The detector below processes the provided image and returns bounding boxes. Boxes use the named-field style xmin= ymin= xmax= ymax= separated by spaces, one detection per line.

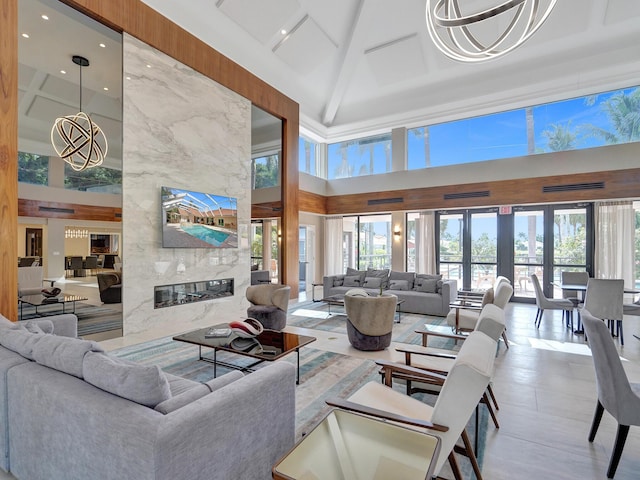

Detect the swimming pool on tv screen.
xmin=181 ymin=224 xmax=230 ymax=246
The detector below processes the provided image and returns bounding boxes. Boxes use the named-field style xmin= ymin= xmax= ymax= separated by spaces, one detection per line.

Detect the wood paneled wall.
xmin=18 ymin=200 xmax=122 ymax=222
xmin=324 ymin=168 xmax=640 ymax=215
xmin=0 ymin=0 xmax=18 ymax=320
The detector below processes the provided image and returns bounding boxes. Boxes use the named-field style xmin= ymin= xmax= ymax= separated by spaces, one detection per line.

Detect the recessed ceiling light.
xmin=99 ymin=43 xmax=106 ymax=48
xmin=41 ymin=14 xmax=49 ymax=20
xmin=146 ymin=64 xmax=152 ymax=68
xmin=281 ymin=29 xmax=287 ymax=35
xmin=125 ymin=76 xmax=131 ymax=80
xmin=60 ymin=70 xmax=66 ymax=74
xmin=21 ymin=33 xmax=29 ymax=38
xmin=103 ymin=87 xmax=109 ymax=91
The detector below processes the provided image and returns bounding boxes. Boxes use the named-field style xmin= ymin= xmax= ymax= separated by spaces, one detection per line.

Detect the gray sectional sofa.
xmin=0 ymin=314 xmax=295 ymax=480
xmin=323 ymin=268 xmax=457 ymax=316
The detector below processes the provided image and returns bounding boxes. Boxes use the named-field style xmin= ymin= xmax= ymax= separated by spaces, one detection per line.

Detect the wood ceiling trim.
xmin=18 ymin=199 xmax=122 ymax=222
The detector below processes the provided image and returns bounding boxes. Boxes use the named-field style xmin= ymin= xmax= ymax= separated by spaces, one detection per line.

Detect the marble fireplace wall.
xmin=122 ymin=34 xmax=251 ymax=335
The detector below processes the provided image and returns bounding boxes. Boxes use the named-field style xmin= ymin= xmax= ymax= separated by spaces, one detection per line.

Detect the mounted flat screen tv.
xmin=161 ymin=186 xmax=238 ymax=248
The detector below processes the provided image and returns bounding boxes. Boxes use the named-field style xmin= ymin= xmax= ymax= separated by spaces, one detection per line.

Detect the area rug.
xmin=289 ymin=300 xmax=460 ymax=350
xmin=112 ymin=337 xmax=487 ymax=476
xmin=19 ymin=303 xmax=123 ymax=337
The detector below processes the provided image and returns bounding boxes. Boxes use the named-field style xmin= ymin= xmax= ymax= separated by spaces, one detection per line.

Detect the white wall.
xmin=122 ymin=35 xmax=252 ymax=335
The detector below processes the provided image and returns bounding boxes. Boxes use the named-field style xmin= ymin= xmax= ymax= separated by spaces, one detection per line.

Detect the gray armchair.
xmin=246 ymin=284 xmax=290 ymax=330
xmin=344 ymin=290 xmax=397 ymax=351
xmin=582 ymin=310 xmax=640 ymax=478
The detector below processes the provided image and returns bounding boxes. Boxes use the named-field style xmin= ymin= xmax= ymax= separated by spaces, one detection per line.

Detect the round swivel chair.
xmin=246 ymin=284 xmax=291 ymax=331
xmin=344 ymin=290 xmax=397 ymax=351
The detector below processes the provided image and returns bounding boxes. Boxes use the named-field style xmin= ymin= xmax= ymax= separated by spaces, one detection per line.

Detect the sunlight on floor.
xmin=291 ymin=308 xmax=331 ymax=319
xmin=528 ymin=337 xmax=594 ymax=356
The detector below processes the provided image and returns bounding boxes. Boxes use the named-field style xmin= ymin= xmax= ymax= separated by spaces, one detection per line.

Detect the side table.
xmin=311 ymin=282 xmax=323 ymax=302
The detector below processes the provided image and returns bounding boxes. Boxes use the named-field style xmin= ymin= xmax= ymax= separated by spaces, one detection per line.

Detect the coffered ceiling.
xmin=141 ymin=0 xmax=640 ymax=142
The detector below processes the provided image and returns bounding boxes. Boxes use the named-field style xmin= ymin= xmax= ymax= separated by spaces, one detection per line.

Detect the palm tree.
xmin=542 ymin=122 xmax=577 ymax=152
xmin=579 ymin=88 xmax=640 ymax=144
xmin=409 ymin=127 xmax=431 ymax=168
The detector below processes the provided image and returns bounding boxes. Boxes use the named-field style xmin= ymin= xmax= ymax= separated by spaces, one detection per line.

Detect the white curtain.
xmin=594 ymin=201 xmax=635 ymax=287
xmin=415 ymin=211 xmax=436 ymax=274
xmin=324 ymin=216 xmax=343 ymax=276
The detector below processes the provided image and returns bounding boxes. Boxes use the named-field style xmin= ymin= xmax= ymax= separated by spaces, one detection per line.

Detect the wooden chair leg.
xmin=502 ymin=330 xmax=510 ymax=349
xmin=447 ymin=451 xmax=464 ymax=480
xmin=607 ymin=424 xmax=630 ymax=479
xmin=588 ymin=400 xmax=604 ymax=442
xmin=482 ymin=392 xmax=500 ymax=429
xmin=461 ymin=428 xmax=484 ymax=480
xmin=487 ymin=384 xmax=499 ymax=411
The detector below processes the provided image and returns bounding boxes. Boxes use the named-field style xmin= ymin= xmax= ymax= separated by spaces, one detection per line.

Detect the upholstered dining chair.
xmin=344 ymin=289 xmax=397 ymax=351
xmin=582 ymin=278 xmax=624 ymax=344
xmin=447 ymin=278 xmax=512 ymax=348
xmin=246 ymin=283 xmax=291 ymax=330
xmin=327 ymin=330 xmax=497 ymax=480
xmin=581 ymin=310 xmax=640 ymax=478
xmin=531 ymin=273 xmax=575 ymax=329
xmin=561 ymin=271 xmax=589 ymax=306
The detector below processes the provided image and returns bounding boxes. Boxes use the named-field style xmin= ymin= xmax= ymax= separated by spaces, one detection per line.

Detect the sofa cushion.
xmin=0 ymin=314 xmax=15 ymax=329
xmin=32 ymin=335 xmax=104 ymax=378
xmin=154 ymin=384 xmax=210 ymax=414
xmin=366 ymin=268 xmax=390 ymax=288
xmin=389 ymin=279 xmax=410 ymax=291
xmin=363 ymin=277 xmax=382 ymax=289
xmin=23 ymin=320 xmax=53 ymax=335
xmin=332 ymin=274 xmax=345 ymax=287
xmin=0 ymin=327 xmax=43 ymax=360
xmin=346 ymin=267 xmax=366 ymax=283
xmin=344 ymin=275 xmax=363 ymax=287
xmin=83 ymin=351 xmax=171 ymax=408
xmin=415 ymin=278 xmax=438 ymax=293
xmin=165 ymin=373 xmax=201 ymax=396
xmin=389 ymin=271 xmax=415 ymax=290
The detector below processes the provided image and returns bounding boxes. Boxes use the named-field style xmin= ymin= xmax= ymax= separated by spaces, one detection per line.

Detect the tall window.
xmin=343 ymin=215 xmax=392 ymax=270
xmin=18 ymin=152 xmax=49 ymax=186
xmin=408 ymin=85 xmax=639 ymax=170
xmin=327 ymin=133 xmax=392 ymax=179
xmin=64 ymin=164 xmax=122 ymax=193
xmin=298 ymin=136 xmax=317 ymax=176
xmin=406 ymin=212 xmax=419 ymax=272
xmin=252 ymin=153 xmax=280 ymax=189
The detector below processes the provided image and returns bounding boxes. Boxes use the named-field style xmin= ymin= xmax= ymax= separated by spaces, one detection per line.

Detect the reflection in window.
xmin=64 ymin=164 xmax=122 ymax=193
xmin=18 ymin=152 xmax=49 ymax=186
xmin=252 ymin=153 xmax=280 ymax=189
xmin=299 ymin=136 xmax=317 ymax=176
xmin=408 ymin=85 xmax=639 ymax=170
xmin=327 ymin=133 xmax=392 ymax=179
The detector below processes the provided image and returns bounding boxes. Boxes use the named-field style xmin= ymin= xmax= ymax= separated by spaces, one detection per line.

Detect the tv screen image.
xmin=161 ymin=186 xmax=238 ymax=248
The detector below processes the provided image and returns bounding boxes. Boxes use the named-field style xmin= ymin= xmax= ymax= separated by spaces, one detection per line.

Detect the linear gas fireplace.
xmin=154 ymin=278 xmax=234 ymax=309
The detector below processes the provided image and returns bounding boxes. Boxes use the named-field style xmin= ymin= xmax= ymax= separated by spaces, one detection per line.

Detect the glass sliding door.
xmin=551 ymin=205 xmax=590 ymax=298
xmin=470 ymin=211 xmax=498 ymax=290
xmin=438 ymin=212 xmax=464 ymax=287
xmin=342 ymin=215 xmax=392 ymax=271
xmin=513 ymin=209 xmax=544 ymax=299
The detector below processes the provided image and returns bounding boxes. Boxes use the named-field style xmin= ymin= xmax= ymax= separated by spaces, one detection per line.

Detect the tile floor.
xmin=3 ymin=295 xmax=640 ymax=479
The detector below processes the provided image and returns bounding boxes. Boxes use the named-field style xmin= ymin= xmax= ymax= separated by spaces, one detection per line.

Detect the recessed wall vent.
xmin=543 ymin=182 xmax=605 ymax=193
xmin=443 ymin=191 xmax=490 ymax=200
xmin=115 ymin=213 xmax=122 ymax=218
xmin=367 ymin=197 xmax=404 ymax=205
xmin=38 ymin=206 xmax=74 ymax=214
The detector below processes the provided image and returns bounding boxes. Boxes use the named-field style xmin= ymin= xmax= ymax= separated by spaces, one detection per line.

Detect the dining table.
xmin=552 ymin=281 xmax=640 ymax=337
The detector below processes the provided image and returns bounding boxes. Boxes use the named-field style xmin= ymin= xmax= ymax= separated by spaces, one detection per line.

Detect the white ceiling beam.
xmin=321 ymin=0 xmax=367 ymax=126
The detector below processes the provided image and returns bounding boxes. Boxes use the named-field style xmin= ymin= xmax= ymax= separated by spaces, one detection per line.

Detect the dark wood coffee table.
xmin=173 ymin=324 xmax=316 ymax=384
xmin=18 ymin=294 xmax=88 ymax=320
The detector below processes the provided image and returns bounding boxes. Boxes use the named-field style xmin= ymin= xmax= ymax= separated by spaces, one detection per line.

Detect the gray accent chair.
xmin=344 ymin=290 xmax=397 ymax=351
xmin=582 ymin=310 xmax=640 ymax=478
xmin=531 ymin=273 xmax=574 ymax=329
xmin=246 ymin=284 xmax=291 ymax=330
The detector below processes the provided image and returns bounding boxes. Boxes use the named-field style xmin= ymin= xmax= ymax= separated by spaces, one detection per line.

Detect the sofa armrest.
xmin=441 ymin=280 xmax=457 ymax=305
xmin=323 ymin=276 xmax=337 ymax=299
xmin=43 ymin=314 xmax=78 ymax=338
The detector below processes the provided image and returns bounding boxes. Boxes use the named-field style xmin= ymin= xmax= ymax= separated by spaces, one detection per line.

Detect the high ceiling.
xmin=17 ymin=0 xmax=640 ymax=159
xmin=141 ymin=0 xmax=640 ymax=142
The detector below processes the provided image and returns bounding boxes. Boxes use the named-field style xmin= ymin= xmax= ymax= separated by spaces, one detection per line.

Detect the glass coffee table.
xmin=18 ymin=294 xmax=88 ymax=320
xmin=173 ymin=324 xmax=316 ymax=384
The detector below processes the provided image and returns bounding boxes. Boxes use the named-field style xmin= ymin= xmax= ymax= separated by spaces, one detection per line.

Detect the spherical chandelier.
xmin=425 ymin=0 xmax=558 ymax=63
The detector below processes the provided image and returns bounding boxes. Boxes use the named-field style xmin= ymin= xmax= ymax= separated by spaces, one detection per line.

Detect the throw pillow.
xmin=32 ymin=335 xmax=104 ymax=379
xmin=333 ymin=275 xmax=345 ymax=287
xmin=346 ymin=267 xmax=366 ymax=284
xmin=366 ymin=268 xmax=390 ymax=288
xmin=415 ymin=273 xmax=443 ymax=282
xmin=481 ymin=288 xmax=495 ymax=306
xmin=83 ymin=351 xmax=171 ymax=408
xmin=23 ymin=320 xmax=54 ymax=334
xmin=0 ymin=327 xmax=42 ymax=360
xmin=389 ymin=271 xmax=415 ymax=290
xmin=416 ymin=279 xmax=438 ymax=293
xmin=363 ymin=277 xmax=382 ymax=289
xmin=388 ymin=279 xmax=410 ymax=291
xmin=343 ymin=275 xmax=362 ymax=287
xmin=0 ymin=314 xmax=15 ymax=329
xmin=154 ymin=384 xmax=210 ymax=414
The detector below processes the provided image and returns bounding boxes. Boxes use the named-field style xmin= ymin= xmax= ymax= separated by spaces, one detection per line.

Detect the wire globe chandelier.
xmin=51 ymin=55 xmax=108 ymax=171
xmin=425 ymin=0 xmax=557 ymax=63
